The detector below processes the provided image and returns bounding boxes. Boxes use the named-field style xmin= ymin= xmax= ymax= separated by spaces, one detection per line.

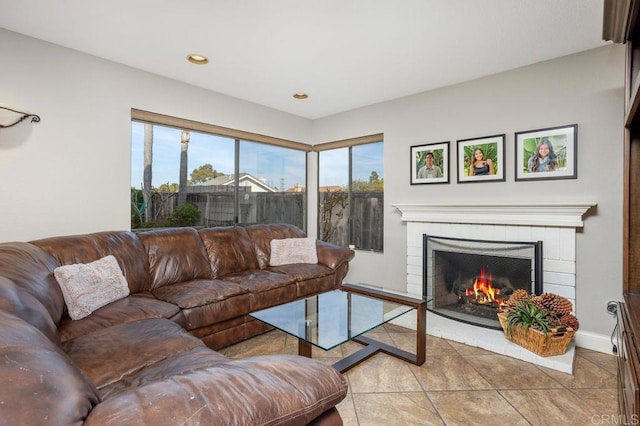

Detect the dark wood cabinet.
xmin=604 ymin=0 xmax=640 ymax=421
xmin=618 ymin=298 xmax=640 ymax=422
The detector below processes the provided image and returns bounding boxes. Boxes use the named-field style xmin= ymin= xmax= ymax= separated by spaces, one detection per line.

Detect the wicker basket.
xmin=497 ymin=312 xmax=574 ymax=357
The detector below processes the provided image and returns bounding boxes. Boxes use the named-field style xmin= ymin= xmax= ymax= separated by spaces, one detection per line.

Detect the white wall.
xmin=311 ymin=44 xmax=625 ymax=340
xmin=0 ymin=28 xmax=626 ymax=344
xmin=0 ymin=29 xmax=312 ymax=241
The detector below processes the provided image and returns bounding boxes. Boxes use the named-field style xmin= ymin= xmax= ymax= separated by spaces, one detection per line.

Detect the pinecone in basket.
xmin=504 ymin=289 xmax=530 ymax=310
xmin=537 ymin=292 xmax=574 ymax=316
xmin=558 ymin=313 xmax=579 ymax=331
xmin=529 ymin=295 xmax=547 ymax=312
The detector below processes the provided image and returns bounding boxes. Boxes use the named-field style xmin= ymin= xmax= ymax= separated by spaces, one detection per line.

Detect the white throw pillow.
xmin=53 ymin=255 xmax=130 ymax=320
xmin=269 ymin=237 xmax=318 ymax=266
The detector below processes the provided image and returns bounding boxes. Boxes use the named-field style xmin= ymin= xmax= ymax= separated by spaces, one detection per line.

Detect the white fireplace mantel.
xmin=393 ymin=202 xmax=597 ymax=228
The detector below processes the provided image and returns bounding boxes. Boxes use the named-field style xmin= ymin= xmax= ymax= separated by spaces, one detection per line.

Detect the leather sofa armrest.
xmin=316 ymin=240 xmax=355 ymax=270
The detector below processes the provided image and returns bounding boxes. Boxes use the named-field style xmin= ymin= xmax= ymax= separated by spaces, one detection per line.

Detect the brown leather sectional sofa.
xmin=0 ymin=223 xmax=355 ymax=425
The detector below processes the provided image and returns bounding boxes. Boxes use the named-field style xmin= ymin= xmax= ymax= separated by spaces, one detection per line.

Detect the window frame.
xmin=131 ymin=109 xmax=311 ymax=230
xmin=315 ymin=133 xmax=384 ymax=252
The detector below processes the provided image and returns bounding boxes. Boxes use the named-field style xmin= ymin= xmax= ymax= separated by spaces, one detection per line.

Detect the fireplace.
xmin=424 ymin=235 xmax=542 ymax=329
xmin=391 ymin=202 xmax=595 ymax=373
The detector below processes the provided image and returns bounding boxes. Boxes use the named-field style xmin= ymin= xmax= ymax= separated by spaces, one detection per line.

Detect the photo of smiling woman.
xmin=527 ymin=138 xmax=558 ymax=172
xmin=456 ymin=134 xmax=504 ymax=183
xmin=468 ymin=147 xmax=494 ymax=176
xmin=515 ymin=124 xmax=577 ymax=181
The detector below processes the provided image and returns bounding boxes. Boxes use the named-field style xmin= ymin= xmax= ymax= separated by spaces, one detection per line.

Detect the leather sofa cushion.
xmin=245 ymin=223 xmax=306 ymax=269
xmin=98 ymin=346 xmax=229 ymax=400
xmin=57 ymin=292 xmax=181 ymax=344
xmin=0 ymin=311 xmax=98 ymax=425
xmin=267 ymin=264 xmax=335 ymax=298
xmin=268 ymin=263 xmax=334 ymax=281
xmin=65 ymin=318 xmax=204 ymax=389
xmin=0 ymin=276 xmax=59 ymax=341
xmin=32 ymin=231 xmax=151 ymax=294
xmin=0 ymin=242 xmax=65 ymax=326
xmin=198 ymin=226 xmax=260 ymax=278
xmin=296 ymin=275 xmax=336 ymax=299
xmin=138 ymin=228 xmax=212 ymax=289
xmin=152 ymin=279 xmax=247 ymax=307
xmin=85 ymin=354 xmax=347 ymax=426
xmin=223 ymin=270 xmax=298 ymax=311
xmin=223 ymin=269 xmax=297 ymax=293
xmin=152 ymin=279 xmax=251 ymax=330
xmin=180 ymin=293 xmax=251 ymax=331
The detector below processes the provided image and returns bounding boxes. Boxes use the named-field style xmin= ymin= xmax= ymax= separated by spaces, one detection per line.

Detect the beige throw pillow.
xmin=53 ymin=255 xmax=130 ymax=320
xmin=269 ymin=237 xmax=318 ymax=266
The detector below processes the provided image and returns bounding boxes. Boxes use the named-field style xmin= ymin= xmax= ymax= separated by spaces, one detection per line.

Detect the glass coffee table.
xmin=250 ymin=282 xmax=428 ymax=373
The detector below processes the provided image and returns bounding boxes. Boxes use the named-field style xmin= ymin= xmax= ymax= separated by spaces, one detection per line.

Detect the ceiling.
xmin=0 ymin=0 xmax=609 ymax=120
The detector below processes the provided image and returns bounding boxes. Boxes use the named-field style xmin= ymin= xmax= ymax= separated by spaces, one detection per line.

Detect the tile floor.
xmin=220 ymin=324 xmax=619 ymax=426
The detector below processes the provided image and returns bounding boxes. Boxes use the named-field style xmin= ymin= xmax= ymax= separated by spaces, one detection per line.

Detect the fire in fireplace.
xmin=462 ymin=266 xmax=505 ymax=306
xmin=424 ymin=235 xmax=542 ymax=329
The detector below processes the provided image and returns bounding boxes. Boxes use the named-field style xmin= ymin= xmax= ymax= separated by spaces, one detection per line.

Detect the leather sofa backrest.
xmin=245 ymin=223 xmax=306 ymax=269
xmin=0 ymin=310 xmax=98 ymax=424
xmin=198 ymin=226 xmax=260 ymax=278
xmin=32 ymin=231 xmax=151 ymax=294
xmin=0 ymin=242 xmax=65 ymax=328
xmin=137 ymin=227 xmax=212 ymax=289
xmin=0 ymin=276 xmax=59 ymax=342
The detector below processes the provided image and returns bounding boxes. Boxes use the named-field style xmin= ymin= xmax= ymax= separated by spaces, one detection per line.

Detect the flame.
xmin=465 ymin=266 xmax=501 ymax=304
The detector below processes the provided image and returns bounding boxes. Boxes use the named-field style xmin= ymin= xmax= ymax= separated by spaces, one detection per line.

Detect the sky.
xmin=318 ymin=143 xmax=384 ymax=186
xmin=131 ymin=122 xmax=383 ymax=190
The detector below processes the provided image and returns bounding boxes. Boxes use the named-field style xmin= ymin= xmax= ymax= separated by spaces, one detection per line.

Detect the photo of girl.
xmin=515 ymin=124 xmax=576 ymax=181
xmin=456 ymin=134 xmax=505 ymax=183
xmin=527 ymin=138 xmax=558 ymax=172
xmin=468 ymin=147 xmax=494 ymax=176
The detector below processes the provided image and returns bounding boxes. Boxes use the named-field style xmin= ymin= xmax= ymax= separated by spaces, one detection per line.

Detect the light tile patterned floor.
xmin=220 ymin=324 xmax=618 ymax=426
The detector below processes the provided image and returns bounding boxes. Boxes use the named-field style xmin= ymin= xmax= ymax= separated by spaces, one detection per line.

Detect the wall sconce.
xmin=0 ymin=106 xmax=41 ymax=128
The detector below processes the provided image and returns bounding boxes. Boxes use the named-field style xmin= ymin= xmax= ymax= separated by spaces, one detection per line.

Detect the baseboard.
xmin=574 ymin=330 xmax=618 ymax=355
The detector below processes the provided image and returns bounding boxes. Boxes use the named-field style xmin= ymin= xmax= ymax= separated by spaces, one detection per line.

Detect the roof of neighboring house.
xmin=199 ymin=173 xmax=276 ymax=192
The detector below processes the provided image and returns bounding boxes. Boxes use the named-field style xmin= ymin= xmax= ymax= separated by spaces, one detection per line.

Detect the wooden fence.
xmin=139 ymin=189 xmax=305 ymax=229
xmin=137 ymin=189 xmax=383 ymax=252
xmin=318 ymin=191 xmax=384 ymax=252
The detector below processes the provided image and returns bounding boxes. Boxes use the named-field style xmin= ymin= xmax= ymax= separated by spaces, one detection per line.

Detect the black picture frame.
xmin=456 ymin=134 xmax=505 ymax=183
xmin=410 ymin=141 xmax=450 ymax=185
xmin=515 ymin=124 xmax=577 ymax=181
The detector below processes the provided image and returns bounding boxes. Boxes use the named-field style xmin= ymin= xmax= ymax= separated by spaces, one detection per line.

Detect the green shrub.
xmin=165 ymin=204 xmax=200 ymax=227
xmin=139 ymin=221 xmax=160 ymax=229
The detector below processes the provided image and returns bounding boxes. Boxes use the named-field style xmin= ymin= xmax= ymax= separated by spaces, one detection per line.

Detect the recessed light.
xmin=293 ymin=93 xmax=309 ymax=99
xmin=187 ymin=54 xmax=209 ymax=65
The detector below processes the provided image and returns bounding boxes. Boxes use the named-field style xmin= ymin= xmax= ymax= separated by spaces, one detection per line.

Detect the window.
xmin=130 ymin=110 xmax=308 ymax=230
xmin=238 ymin=140 xmax=307 ymax=229
xmin=317 ymin=136 xmax=384 ymax=252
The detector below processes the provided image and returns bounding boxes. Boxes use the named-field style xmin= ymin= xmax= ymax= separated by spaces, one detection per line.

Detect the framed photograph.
xmin=515 ymin=124 xmax=577 ymax=181
xmin=456 ymin=134 xmax=505 ymax=183
xmin=410 ymin=141 xmax=450 ymax=185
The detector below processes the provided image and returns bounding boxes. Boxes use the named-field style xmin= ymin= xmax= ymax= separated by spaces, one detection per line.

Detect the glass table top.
xmin=250 ymin=283 xmax=428 ymax=351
